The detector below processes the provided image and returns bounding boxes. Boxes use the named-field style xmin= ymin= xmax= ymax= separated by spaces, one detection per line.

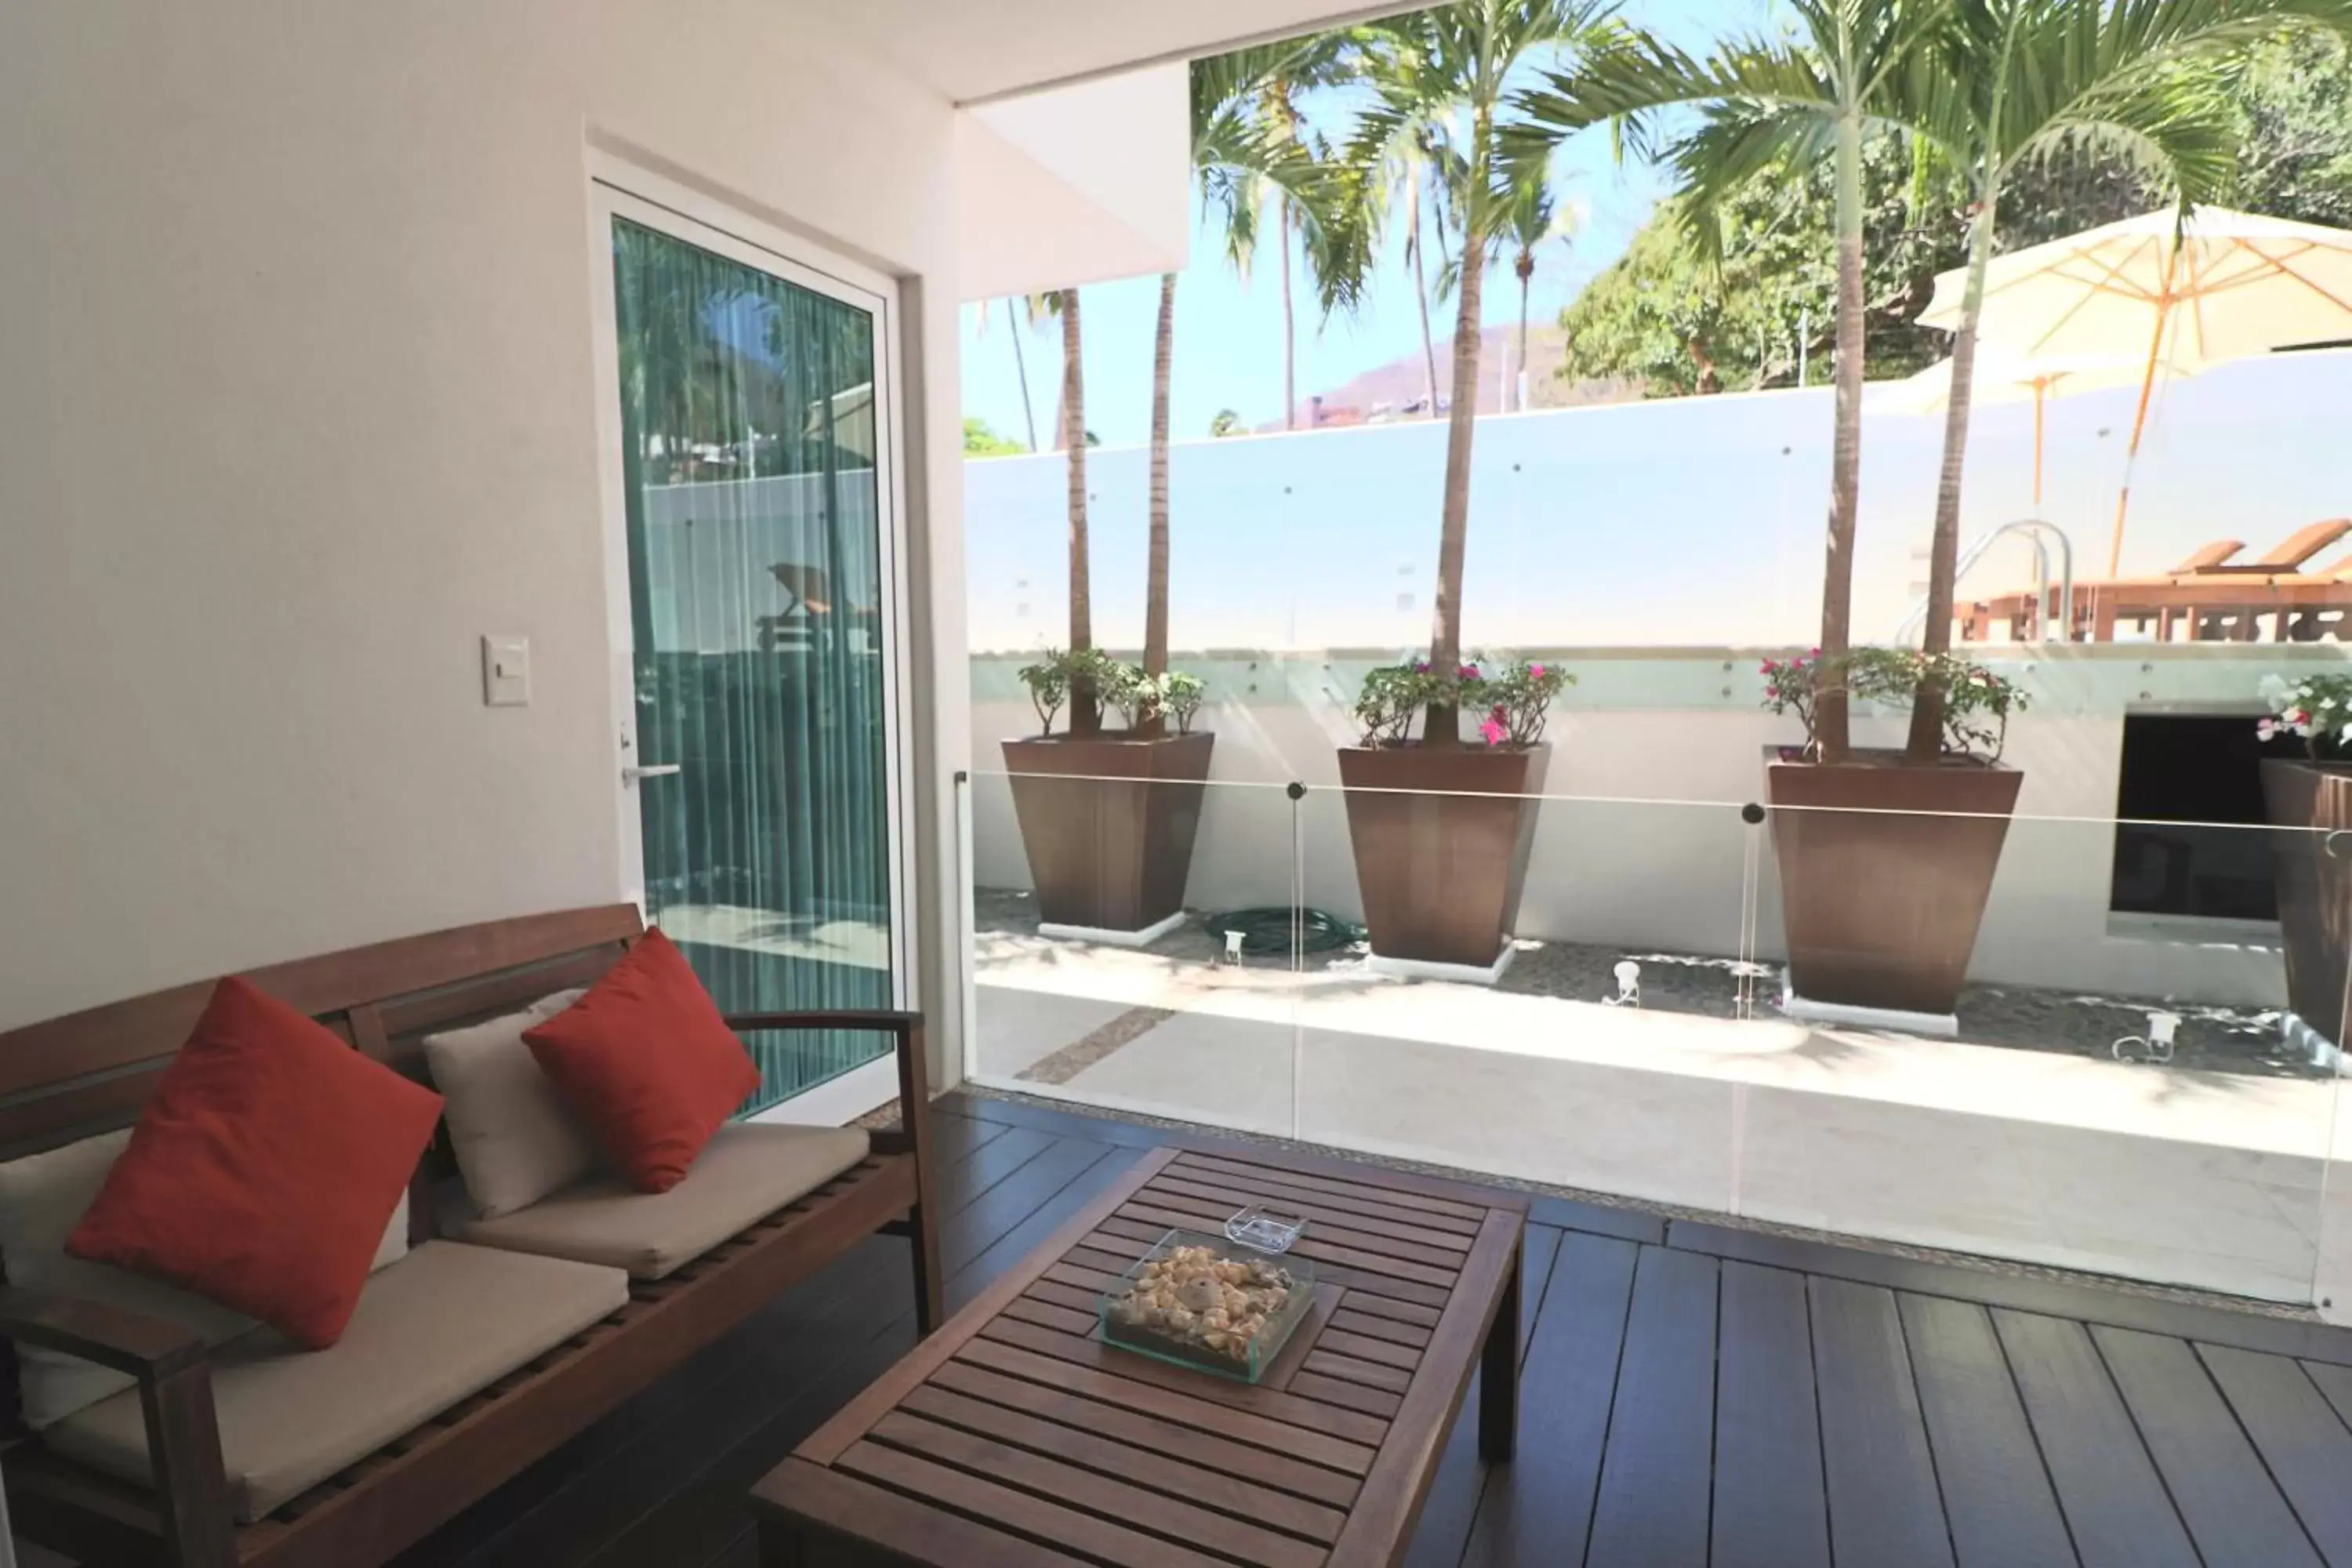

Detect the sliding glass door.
xmin=597 ymin=187 xmax=905 ymax=1112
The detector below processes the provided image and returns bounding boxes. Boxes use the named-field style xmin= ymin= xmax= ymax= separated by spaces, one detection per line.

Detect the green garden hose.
xmin=1204 ymin=907 xmax=1366 ymax=958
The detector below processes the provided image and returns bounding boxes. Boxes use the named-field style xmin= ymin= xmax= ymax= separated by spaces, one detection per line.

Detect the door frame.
xmin=583 ymin=157 xmax=916 ymax=1024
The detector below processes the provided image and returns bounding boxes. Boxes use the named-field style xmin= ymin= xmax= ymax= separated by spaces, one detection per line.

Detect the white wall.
xmin=956 ymin=65 xmax=1192 ymax=301
xmin=0 ymin=0 xmax=971 ymax=1046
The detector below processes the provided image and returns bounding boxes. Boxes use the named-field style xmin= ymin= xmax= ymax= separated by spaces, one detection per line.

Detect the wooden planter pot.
xmin=1766 ymin=749 xmax=2022 ymax=1031
xmin=2261 ymin=757 xmax=2352 ymax=1058
xmin=1338 ymin=743 xmax=1550 ymax=981
xmin=1001 ymin=731 xmax=1214 ymax=942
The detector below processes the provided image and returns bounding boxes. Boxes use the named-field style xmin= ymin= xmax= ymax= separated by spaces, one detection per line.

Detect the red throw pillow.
xmin=67 ymin=977 xmax=443 ymax=1349
xmin=523 ymin=929 xmax=758 ymax=1192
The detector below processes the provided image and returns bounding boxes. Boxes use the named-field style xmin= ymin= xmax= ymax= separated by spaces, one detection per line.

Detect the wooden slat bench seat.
xmin=0 ymin=905 xmax=940 ymax=1568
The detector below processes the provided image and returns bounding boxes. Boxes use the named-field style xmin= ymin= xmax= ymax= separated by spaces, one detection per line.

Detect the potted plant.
xmin=1340 ymin=659 xmax=1572 ymax=978
xmin=1003 ymin=652 xmax=1212 ymax=942
xmin=1761 ymin=648 xmax=2027 ymax=1029
xmin=2258 ymin=673 xmax=2352 ymax=1062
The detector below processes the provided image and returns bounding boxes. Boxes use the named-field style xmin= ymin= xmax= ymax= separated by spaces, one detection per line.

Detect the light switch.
xmin=482 ymin=635 xmax=530 ymax=706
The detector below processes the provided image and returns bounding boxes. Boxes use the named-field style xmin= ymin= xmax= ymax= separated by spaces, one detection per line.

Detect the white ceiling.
xmin=833 ymin=0 xmax=1414 ymax=104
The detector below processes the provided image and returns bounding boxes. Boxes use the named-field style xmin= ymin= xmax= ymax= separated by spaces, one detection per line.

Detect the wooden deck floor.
xmin=389 ymin=1091 xmax=2352 ymax=1568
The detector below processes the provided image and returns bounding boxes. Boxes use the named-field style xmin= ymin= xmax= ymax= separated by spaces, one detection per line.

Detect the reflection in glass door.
xmin=603 ymin=201 xmax=902 ymax=1112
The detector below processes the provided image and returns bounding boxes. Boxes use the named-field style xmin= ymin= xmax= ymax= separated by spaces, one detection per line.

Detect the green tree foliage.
xmin=1560 ymin=31 xmax=2352 ymax=399
xmin=1561 ymin=136 xmax=1969 ymax=395
xmin=962 ymin=416 xmax=1026 ymax=456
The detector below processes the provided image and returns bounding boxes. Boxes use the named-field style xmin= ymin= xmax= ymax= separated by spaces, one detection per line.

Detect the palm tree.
xmin=1352 ymin=97 xmax=1454 ymax=416
xmin=1035 ymin=287 xmax=1098 ymax=732
xmin=1004 ymin=296 xmax=1039 ymax=452
xmin=1356 ymin=0 xmax=1617 ymax=746
xmin=1138 ymin=46 xmax=1370 ymax=730
xmin=1520 ymin=0 xmax=1944 ymax=761
xmin=1503 ymin=171 xmax=1578 ymax=408
xmin=1895 ymin=0 xmax=2347 ymax=760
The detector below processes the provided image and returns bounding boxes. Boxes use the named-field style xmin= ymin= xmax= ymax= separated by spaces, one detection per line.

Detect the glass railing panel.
xmin=1733 ymin=800 xmax=2328 ymax=1306
xmin=1286 ymin=777 xmax=1756 ymax=1214
xmin=964 ymin=763 xmax=1299 ymax=1140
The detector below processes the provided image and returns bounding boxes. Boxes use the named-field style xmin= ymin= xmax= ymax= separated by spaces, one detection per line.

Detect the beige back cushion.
xmin=423 ymin=989 xmax=599 ymax=1220
xmin=0 ymin=1129 xmax=410 ymax=1428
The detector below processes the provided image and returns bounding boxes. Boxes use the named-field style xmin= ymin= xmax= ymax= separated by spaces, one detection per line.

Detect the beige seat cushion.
xmin=0 ymin=1129 xmax=410 ymax=1429
xmin=459 ymin=1123 xmax=869 ymax=1279
xmin=423 ymin=987 xmax=597 ymax=1218
xmin=45 ymin=1240 xmax=628 ymax=1523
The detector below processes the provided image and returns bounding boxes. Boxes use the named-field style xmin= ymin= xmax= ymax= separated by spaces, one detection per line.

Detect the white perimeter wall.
xmin=0 ymin=2 xmax=970 ymax=1040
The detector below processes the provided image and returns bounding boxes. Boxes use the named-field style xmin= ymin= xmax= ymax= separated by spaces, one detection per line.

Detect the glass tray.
xmin=1096 ymin=1228 xmax=1316 ymax=1384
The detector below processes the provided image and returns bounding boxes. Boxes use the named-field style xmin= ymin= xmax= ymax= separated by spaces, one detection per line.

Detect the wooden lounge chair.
xmin=1959 ymin=521 xmax=2352 ymax=644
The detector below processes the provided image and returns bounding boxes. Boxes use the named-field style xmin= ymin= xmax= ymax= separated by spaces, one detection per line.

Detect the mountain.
xmin=1260 ymin=324 xmax=1637 ymax=432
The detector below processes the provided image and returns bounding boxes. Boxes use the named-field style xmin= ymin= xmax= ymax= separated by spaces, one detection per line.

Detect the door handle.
xmin=622 ymin=764 xmax=683 ymax=784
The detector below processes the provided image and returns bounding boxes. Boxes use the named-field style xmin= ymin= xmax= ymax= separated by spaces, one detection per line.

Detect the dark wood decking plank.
xmin=1400 ymin=1224 xmax=1562 ymax=1568
xmin=948 ymin=1145 xmax=1145 ymax=1315
xmin=1710 ymin=1260 xmax=1830 ymax=1568
xmin=2093 ymin=1325 xmax=2321 ymax=1568
xmin=936 ymin=1126 xmax=1054 ymax=1216
xmin=1585 ymin=1245 xmax=1719 ymax=1568
xmin=1526 ymin=1192 xmax=1665 ymax=1247
xmin=1897 ymin=1292 xmax=2074 ymax=1568
xmin=900 ymin=1381 xmax=1349 ymax=1541
xmin=1675 ymin=1218 xmax=2352 ymax=1370
xmin=1459 ymin=1232 xmax=1640 ymax=1566
xmin=1809 ymin=1276 xmax=1955 ymax=1568
xmin=1993 ymin=1308 xmax=2198 ymax=1568
xmin=928 ymin=1107 xmax=1014 ymax=1168
xmin=942 ymin=1136 xmax=1120 ymax=1279
xmin=863 ymin=1410 xmax=1327 ymax=1568
xmin=2200 ymin=1344 xmax=2352 ymax=1566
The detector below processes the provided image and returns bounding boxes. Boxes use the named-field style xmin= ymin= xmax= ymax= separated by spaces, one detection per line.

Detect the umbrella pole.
xmin=2106 ymin=251 xmax=2179 ymax=577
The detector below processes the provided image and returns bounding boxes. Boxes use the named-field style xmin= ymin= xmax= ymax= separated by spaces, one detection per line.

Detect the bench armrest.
xmin=0 ymin=1286 xmax=235 ymax=1567
xmin=723 ymin=1009 xmax=943 ymax=1333
xmin=723 ymin=1009 xmax=921 ymax=1036
xmin=0 ymin=1285 xmax=209 ymax=1381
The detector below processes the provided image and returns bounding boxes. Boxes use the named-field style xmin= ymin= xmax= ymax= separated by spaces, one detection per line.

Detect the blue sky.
xmin=960 ymin=0 xmax=1778 ymax=449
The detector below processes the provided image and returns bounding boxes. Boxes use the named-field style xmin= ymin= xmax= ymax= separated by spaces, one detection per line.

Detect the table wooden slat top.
xmin=754 ymin=1144 xmax=1529 ymax=1568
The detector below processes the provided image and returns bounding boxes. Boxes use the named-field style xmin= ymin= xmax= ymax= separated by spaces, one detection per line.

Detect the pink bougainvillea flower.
xmin=1479 ymin=715 xmax=1507 ymax=746
xmin=1529 ymin=662 xmax=1546 ymax=678
xmin=2259 ymin=718 xmax=2279 ymax=740
xmin=2289 ymin=709 xmax=2311 ymax=725
xmin=1766 ymin=685 xmax=1780 ymax=700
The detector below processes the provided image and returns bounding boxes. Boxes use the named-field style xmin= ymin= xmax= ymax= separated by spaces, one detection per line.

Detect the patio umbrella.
xmin=1918 ymin=208 xmax=2352 ymax=572
xmin=1886 ymin=346 xmax=2209 ymax=506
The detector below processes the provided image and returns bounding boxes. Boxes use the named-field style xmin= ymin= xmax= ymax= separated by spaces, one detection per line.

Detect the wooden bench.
xmin=0 ymin=904 xmax=940 ymax=1568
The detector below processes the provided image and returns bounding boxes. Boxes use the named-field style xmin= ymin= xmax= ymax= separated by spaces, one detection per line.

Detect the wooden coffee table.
xmin=752 ymin=1142 xmax=1526 ymax=1567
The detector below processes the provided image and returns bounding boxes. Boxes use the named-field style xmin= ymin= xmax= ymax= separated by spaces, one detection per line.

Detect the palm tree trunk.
xmin=1061 ymin=289 xmax=1097 ymax=734
xmin=1142 ymin=272 xmax=1176 ymax=736
xmin=1411 ymin=183 xmax=1440 ymax=416
xmin=1427 ymin=226 xmax=1488 ymax=750
xmin=1905 ymin=193 xmax=1998 ymax=762
xmin=1517 ymin=257 xmax=1534 ymax=413
xmin=1280 ymin=198 xmax=1298 ymax=430
xmin=1006 ymin=297 xmax=1037 ymax=452
xmin=1817 ymin=113 xmax=1867 ymax=764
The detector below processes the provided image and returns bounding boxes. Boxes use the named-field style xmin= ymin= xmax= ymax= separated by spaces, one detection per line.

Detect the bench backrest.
xmin=0 ymin=905 xmax=644 ymax=1163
